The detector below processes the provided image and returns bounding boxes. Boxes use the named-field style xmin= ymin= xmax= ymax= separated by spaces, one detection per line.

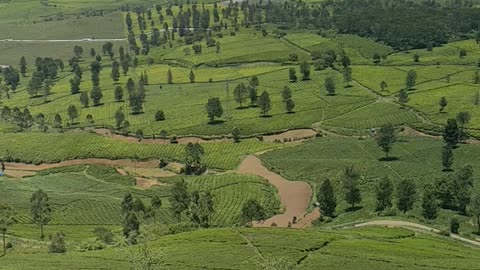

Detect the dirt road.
xmin=236 ymin=155 xmax=319 ymax=228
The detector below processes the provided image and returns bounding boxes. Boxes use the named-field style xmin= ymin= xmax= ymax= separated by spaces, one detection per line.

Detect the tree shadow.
xmin=442 ymin=168 xmax=454 ymax=172
xmin=260 ymin=115 xmax=272 ymax=118
xmin=344 ymin=85 xmax=353 ymax=88
xmin=208 ymin=119 xmax=225 ymax=125
xmin=286 ymin=111 xmax=296 ymax=114
xmin=345 ymin=206 xmax=363 ymax=212
xmin=235 ymin=106 xmax=249 ymax=110
xmin=379 ymin=157 xmax=399 ymax=161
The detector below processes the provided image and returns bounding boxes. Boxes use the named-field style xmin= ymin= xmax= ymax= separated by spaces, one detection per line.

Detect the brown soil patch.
xmin=5 ymin=158 xmax=161 ymax=172
xmin=263 ymin=129 xmax=317 ymax=143
xmin=116 ymin=168 xmax=128 ymax=176
xmin=124 ymin=167 xmax=176 ymax=178
xmin=135 ymin=177 xmax=169 ymax=189
xmin=400 ymin=126 xmax=439 ymax=138
xmin=3 ymin=169 xmax=37 ymax=178
xmin=236 ymin=155 xmax=319 ymax=228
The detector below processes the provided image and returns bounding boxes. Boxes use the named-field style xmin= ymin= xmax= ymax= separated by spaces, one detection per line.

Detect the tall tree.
xmin=115 ymin=108 xmax=125 ymax=129
xmin=79 ymin=91 xmax=89 ymax=108
xmin=189 ymin=69 xmax=195 ymax=83
xmin=469 ymin=193 xmax=480 ymax=234
xmin=123 ymin=212 xmax=140 ymax=240
xmin=282 ymin=86 xmax=292 ymax=101
xmin=398 ymin=89 xmax=409 ymax=107
xmin=300 ymin=61 xmax=311 ymax=80
xmin=90 ymin=86 xmax=103 ymax=106
xmin=405 ymin=70 xmax=417 ymax=90
xmin=443 ymin=118 xmax=459 ymax=147
xmin=205 ymin=97 xmax=223 ymax=123
xmin=456 ymin=111 xmax=471 ymax=142
xmin=167 ymin=68 xmax=173 ymax=84
xmin=169 ymin=179 xmax=190 ymax=221
xmin=375 ymin=177 xmax=394 ymax=211
xmin=67 ymin=104 xmax=78 ymax=124
xmin=375 ymin=123 xmax=397 ymax=160
xmin=285 ymin=98 xmax=295 ymax=113
xmin=442 ymin=143 xmax=454 ymax=171
xmin=111 ymin=60 xmax=120 ymax=83
xmin=233 ymin=83 xmax=248 ymax=108
xmin=73 ymin=45 xmax=84 ymax=58
xmin=343 ymin=66 xmax=352 ymax=87
xmin=19 ymin=56 xmax=27 ymax=77
xmin=30 ymin=189 xmax=51 ymax=240
xmin=397 ymin=179 xmax=416 ymax=213
xmin=114 ymin=86 xmax=124 ymax=102
xmin=439 ymin=96 xmax=448 ymax=112
xmin=258 ymin=91 xmax=271 ymax=116
xmin=69 ymin=75 xmax=81 ymax=95
xmin=422 ymin=183 xmax=439 ymax=219
xmin=317 ymin=179 xmax=336 ymax=217
xmin=343 ymin=165 xmax=362 ymax=209
xmin=325 ymin=77 xmax=336 ymax=96
xmin=0 ymin=203 xmax=16 ymax=255
xmin=288 ymin=67 xmax=297 ymax=82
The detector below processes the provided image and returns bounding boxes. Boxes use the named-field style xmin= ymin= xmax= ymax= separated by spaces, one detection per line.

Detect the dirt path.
xmin=4 ymin=158 xmax=161 ymax=173
xmin=92 ymin=128 xmax=317 ymax=145
xmin=236 ymin=155 xmax=319 ymax=228
xmin=355 ymin=220 xmax=480 ymax=248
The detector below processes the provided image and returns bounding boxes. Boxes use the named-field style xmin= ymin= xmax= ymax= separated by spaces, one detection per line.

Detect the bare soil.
xmin=236 ymin=155 xmax=319 ymax=228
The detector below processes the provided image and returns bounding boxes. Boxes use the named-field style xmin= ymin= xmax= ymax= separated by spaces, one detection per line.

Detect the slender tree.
xmin=317 ymin=179 xmax=336 ymax=217
xmin=422 ymin=183 xmax=439 ymax=220
xmin=30 ymin=189 xmax=51 ymax=240
xmin=375 ymin=123 xmax=397 ymax=160
xmin=205 ymin=97 xmax=223 ymax=123
xmin=258 ymin=91 xmax=271 ymax=116
xmin=90 ymin=86 xmax=103 ymax=106
xmin=375 ymin=177 xmax=394 ymax=211
xmin=79 ymin=91 xmax=89 ymax=108
xmin=442 ymin=143 xmax=454 ymax=171
xmin=169 ymin=179 xmax=190 ymax=221
xmin=0 ymin=203 xmax=16 ymax=255
xmin=397 ymin=179 xmax=416 ymax=213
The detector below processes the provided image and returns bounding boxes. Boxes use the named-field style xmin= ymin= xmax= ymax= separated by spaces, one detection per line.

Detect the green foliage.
xmin=397 ymin=179 xmax=416 ymax=213
xmin=241 ymin=199 xmax=266 ymax=225
xmin=48 ymin=231 xmax=66 ymax=253
xmin=317 ymin=179 xmax=336 ymax=217
xmin=375 ymin=123 xmax=397 ymax=159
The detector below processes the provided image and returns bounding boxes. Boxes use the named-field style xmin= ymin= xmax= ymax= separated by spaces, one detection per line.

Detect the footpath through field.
xmin=236 ymin=155 xmax=320 ymax=228
xmin=355 ymin=220 xmax=480 ymax=248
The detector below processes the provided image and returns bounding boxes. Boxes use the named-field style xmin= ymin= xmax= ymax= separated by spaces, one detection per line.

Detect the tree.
xmin=79 ymin=91 xmax=89 ymax=108
xmin=474 ymin=71 xmax=480 ymax=84
xmin=343 ymin=166 xmax=362 ymax=209
xmin=121 ymin=58 xmax=130 ymax=75
xmin=189 ymin=191 xmax=215 ymax=227
xmin=205 ymin=97 xmax=223 ymax=123
xmin=27 ymin=71 xmax=43 ymax=97
xmin=90 ymin=86 xmax=103 ymax=106
xmin=474 ymin=91 xmax=480 ymax=105
xmin=189 ymin=69 xmax=195 ymax=83
xmin=469 ymin=193 xmax=480 ymax=234
xmin=241 ymin=199 xmax=266 ymax=226
xmin=132 ymin=198 xmax=146 ymax=214
xmin=450 ymin=217 xmax=460 ymax=234
xmin=167 ymin=68 xmax=173 ymax=84
xmin=121 ymin=192 xmax=134 ymax=214
xmin=288 ymin=67 xmax=297 ymax=82
xmin=114 ymin=86 xmax=124 ymax=102
xmin=150 ymin=195 xmax=162 ymax=224
xmin=249 ymin=86 xmax=258 ymax=106
xmin=53 ymin=113 xmax=62 ymax=129
xmin=325 ymin=77 xmax=336 ymax=96
xmin=375 ymin=177 xmax=394 ymax=211
xmin=343 ymin=67 xmax=352 ymax=87
xmin=258 ymin=91 xmax=271 ymax=116
xmin=43 ymin=79 xmax=53 ymax=103
xmin=185 ymin=143 xmax=205 ymax=165
xmin=375 ymin=123 xmax=397 ymax=160
xmin=442 ymin=143 xmax=454 ymax=171
xmin=413 ymin=54 xmax=420 ymax=62
xmin=115 ymin=108 xmax=125 ymax=129
xmin=30 ymin=189 xmax=51 ymax=240
xmin=90 ymin=48 xmax=96 ymax=58
xmin=282 ymin=86 xmax=292 ymax=101
xmin=300 ymin=61 xmax=310 ymax=80
xmin=456 ymin=111 xmax=471 ymax=142
xmin=19 ymin=56 xmax=27 ymax=77
xmin=74 ymin=45 xmax=84 ymax=58
xmin=0 ymin=203 xmax=15 ymax=255
xmin=422 ymin=183 xmax=438 ymax=219
xmin=397 ymin=179 xmax=416 ymax=213
xmin=233 ymin=83 xmax=248 ymax=108
xmin=317 ymin=179 xmax=336 ymax=217
xmin=380 ymin=81 xmax=388 ymax=91
xmin=439 ymin=96 xmax=448 ymax=112
xmin=285 ymin=98 xmax=295 ymax=113
xmin=169 ymin=179 xmax=190 ymax=221
xmin=69 ymin=75 xmax=81 ymax=95
xmin=398 ymin=89 xmax=409 ymax=107
xmin=67 ymin=104 xmax=79 ymax=124
xmin=405 ymin=70 xmax=417 ymax=89
xmin=443 ymin=118 xmax=459 ymax=147
xmin=123 ymin=212 xmax=140 ymax=240
xmin=111 ymin=60 xmax=120 ymax=83
xmin=155 ymin=110 xmax=165 ymax=121
xmin=232 ymin=127 xmax=241 ymax=143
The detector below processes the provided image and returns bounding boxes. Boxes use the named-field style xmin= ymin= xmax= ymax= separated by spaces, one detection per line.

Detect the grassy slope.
xmin=261 ymin=136 xmax=480 ymax=234
xmin=1 ymin=227 xmax=479 ymax=269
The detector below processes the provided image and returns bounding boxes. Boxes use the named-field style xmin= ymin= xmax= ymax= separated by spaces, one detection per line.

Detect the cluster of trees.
xmin=121 ymin=192 xmax=163 ymax=243
xmin=168 ymin=179 xmax=214 ymax=227
xmin=316 ymin=164 xmax=480 ymax=234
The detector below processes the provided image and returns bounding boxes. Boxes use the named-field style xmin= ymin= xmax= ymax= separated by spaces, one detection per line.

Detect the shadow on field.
xmin=208 ymin=120 xmax=225 ymax=125
xmin=379 ymin=157 xmax=399 ymax=162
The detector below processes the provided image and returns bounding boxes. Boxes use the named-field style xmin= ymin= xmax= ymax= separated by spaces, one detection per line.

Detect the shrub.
xmin=93 ymin=227 xmax=114 ymax=245
xmin=450 ymin=217 xmax=460 ymax=234
xmin=49 ymin=232 xmax=67 ymax=253
xmin=155 ymin=110 xmax=165 ymax=121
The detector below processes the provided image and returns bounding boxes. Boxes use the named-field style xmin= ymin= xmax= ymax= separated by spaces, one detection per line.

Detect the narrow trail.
xmin=236 ymin=155 xmax=319 ymax=228
xmin=355 ymin=220 xmax=480 ymax=248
